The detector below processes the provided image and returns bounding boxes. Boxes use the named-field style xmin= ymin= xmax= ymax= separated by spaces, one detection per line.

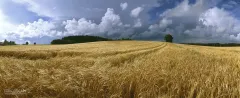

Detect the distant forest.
xmin=51 ymin=35 xmax=240 ymax=46
xmin=51 ymin=35 xmax=132 ymax=44
xmin=182 ymin=43 xmax=240 ymax=47
xmin=51 ymin=35 xmax=112 ymax=44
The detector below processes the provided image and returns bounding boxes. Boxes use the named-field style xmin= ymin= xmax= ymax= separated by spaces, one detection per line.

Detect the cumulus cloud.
xmin=15 ymin=19 xmax=58 ymax=38
xmin=161 ymin=0 xmax=208 ymax=24
xmin=0 ymin=9 xmax=18 ymax=41
xmin=159 ymin=18 xmax=172 ymax=29
xmin=0 ymin=10 xmax=16 ymax=34
xmin=0 ymin=18 xmax=61 ymax=44
xmin=63 ymin=8 xmax=131 ymax=38
xmin=2 ymin=0 xmax=240 ymax=43
xmin=99 ymin=8 xmax=123 ymax=32
xmin=63 ymin=18 xmax=98 ymax=36
xmin=130 ymin=7 xmax=144 ymax=18
xmin=200 ymin=7 xmax=239 ymax=33
xmin=120 ymin=2 xmax=128 ymax=10
xmin=134 ymin=19 xmax=142 ymax=27
xmin=137 ymin=0 xmax=240 ymax=43
xmin=197 ymin=7 xmax=240 ymax=41
xmin=148 ymin=18 xmax=172 ymax=33
xmin=1 ymin=7 xmax=134 ymax=43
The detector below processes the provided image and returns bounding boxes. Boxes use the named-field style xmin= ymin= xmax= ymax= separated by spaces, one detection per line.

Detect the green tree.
xmin=2 ymin=39 xmax=16 ymax=45
xmin=3 ymin=39 xmax=8 ymax=45
xmin=164 ymin=34 xmax=173 ymax=43
xmin=26 ymin=42 xmax=29 ymax=45
xmin=51 ymin=35 xmax=111 ymax=45
xmin=9 ymin=41 xmax=16 ymax=45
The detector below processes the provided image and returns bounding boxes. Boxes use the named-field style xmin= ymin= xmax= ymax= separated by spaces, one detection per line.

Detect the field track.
xmin=0 ymin=41 xmax=240 ymax=98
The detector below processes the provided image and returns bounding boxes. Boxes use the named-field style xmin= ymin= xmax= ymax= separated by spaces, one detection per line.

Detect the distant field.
xmin=0 ymin=41 xmax=240 ymax=98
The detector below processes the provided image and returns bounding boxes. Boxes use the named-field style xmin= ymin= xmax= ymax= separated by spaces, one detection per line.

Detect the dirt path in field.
xmin=91 ymin=43 xmax=168 ymax=67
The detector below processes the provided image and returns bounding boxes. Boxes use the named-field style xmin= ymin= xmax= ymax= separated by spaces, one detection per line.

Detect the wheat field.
xmin=0 ymin=41 xmax=240 ymax=98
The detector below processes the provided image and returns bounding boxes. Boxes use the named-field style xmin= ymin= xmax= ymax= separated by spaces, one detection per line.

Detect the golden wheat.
xmin=0 ymin=41 xmax=240 ymax=98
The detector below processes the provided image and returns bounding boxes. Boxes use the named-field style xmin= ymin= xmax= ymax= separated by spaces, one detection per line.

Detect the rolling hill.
xmin=0 ymin=41 xmax=240 ymax=98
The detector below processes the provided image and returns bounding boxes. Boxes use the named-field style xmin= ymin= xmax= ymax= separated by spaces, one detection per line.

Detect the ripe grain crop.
xmin=0 ymin=41 xmax=240 ymax=98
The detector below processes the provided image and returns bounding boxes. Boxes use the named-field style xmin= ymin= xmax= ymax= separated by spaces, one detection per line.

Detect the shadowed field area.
xmin=0 ymin=41 xmax=240 ymax=98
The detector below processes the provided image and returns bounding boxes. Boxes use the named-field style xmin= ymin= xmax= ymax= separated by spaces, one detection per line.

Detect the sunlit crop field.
xmin=0 ymin=41 xmax=240 ymax=98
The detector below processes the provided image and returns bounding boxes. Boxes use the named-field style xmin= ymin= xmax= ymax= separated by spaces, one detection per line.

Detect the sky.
xmin=0 ymin=0 xmax=240 ymax=44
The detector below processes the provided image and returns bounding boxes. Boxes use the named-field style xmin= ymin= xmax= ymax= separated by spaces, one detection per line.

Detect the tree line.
xmin=0 ymin=39 xmax=37 ymax=46
xmin=164 ymin=34 xmax=240 ymax=47
xmin=181 ymin=43 xmax=240 ymax=47
xmin=51 ymin=35 xmax=112 ymax=44
xmin=1 ymin=34 xmax=240 ymax=47
xmin=0 ymin=39 xmax=16 ymax=46
xmin=51 ymin=35 xmax=134 ymax=44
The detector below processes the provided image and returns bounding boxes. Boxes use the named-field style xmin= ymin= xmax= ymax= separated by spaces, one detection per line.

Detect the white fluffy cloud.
xmin=181 ymin=7 xmax=240 ymax=42
xmin=159 ymin=18 xmax=172 ymax=29
xmin=200 ymin=7 xmax=240 ymax=33
xmin=142 ymin=0 xmax=240 ymax=42
xmin=197 ymin=7 xmax=240 ymax=41
xmin=120 ymin=2 xmax=128 ymax=11
xmin=99 ymin=8 xmax=123 ymax=32
xmin=148 ymin=18 xmax=172 ymax=32
xmin=2 ymin=0 xmax=240 ymax=43
xmin=0 ymin=9 xmax=18 ymax=41
xmin=0 ymin=10 xmax=16 ymax=35
xmin=63 ymin=8 xmax=128 ymax=37
xmin=63 ymin=18 xmax=98 ymax=36
xmin=0 ymin=12 xmax=59 ymax=43
xmin=161 ymin=0 xmax=208 ymax=22
xmin=0 ymin=7 xmax=133 ymax=43
xmin=130 ymin=7 xmax=144 ymax=18
xmin=15 ymin=19 xmax=58 ymax=38
xmin=134 ymin=18 xmax=142 ymax=27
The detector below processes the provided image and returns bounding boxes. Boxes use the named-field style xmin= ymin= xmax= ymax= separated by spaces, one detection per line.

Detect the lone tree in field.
xmin=34 ymin=42 xmax=36 ymax=45
xmin=164 ymin=34 xmax=173 ymax=43
xmin=26 ymin=42 xmax=29 ymax=45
